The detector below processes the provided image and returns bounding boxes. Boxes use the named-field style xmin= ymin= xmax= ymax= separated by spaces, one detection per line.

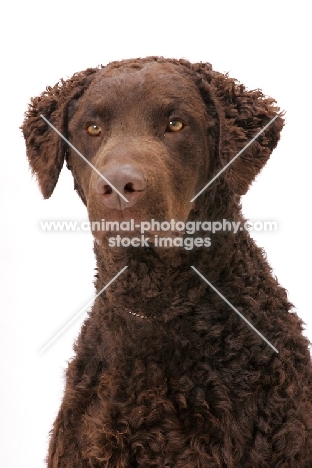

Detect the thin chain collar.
xmin=122 ymin=307 xmax=156 ymax=320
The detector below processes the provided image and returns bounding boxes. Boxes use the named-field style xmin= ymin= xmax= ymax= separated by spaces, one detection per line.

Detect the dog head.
xmin=22 ymin=57 xmax=284 ymax=242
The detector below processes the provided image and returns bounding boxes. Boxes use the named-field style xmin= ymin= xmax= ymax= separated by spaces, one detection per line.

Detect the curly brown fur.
xmin=22 ymin=57 xmax=312 ymax=467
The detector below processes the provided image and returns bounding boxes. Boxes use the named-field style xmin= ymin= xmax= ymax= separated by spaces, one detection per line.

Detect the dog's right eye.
xmin=86 ymin=124 xmax=102 ymax=136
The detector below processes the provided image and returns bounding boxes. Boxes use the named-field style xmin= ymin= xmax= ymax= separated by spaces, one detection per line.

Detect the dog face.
xmin=66 ymin=62 xmax=212 ymax=240
xmin=22 ymin=57 xmax=284 ymax=242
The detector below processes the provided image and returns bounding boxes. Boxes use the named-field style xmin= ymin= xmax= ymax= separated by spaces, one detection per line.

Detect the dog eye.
xmin=86 ymin=124 xmax=102 ymax=136
xmin=167 ymin=120 xmax=184 ymax=132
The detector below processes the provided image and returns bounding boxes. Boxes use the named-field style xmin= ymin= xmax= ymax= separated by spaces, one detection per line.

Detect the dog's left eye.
xmin=86 ymin=124 xmax=102 ymax=136
xmin=166 ymin=120 xmax=184 ymax=132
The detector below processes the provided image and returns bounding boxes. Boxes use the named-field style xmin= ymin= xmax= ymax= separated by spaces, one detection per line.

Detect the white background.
xmin=1 ymin=1 xmax=311 ymax=466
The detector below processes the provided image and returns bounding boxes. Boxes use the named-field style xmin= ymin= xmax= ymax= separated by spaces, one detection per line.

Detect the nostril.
xmin=103 ymin=185 xmax=113 ymax=195
xmin=124 ymin=182 xmax=135 ymax=193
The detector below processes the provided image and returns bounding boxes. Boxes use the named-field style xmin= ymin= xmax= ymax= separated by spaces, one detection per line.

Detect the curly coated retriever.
xmin=23 ymin=57 xmax=312 ymax=467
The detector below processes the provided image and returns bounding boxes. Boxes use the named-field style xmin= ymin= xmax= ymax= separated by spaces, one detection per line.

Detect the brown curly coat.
xmin=22 ymin=57 xmax=312 ymax=467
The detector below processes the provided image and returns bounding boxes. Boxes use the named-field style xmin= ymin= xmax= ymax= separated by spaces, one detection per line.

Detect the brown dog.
xmin=23 ymin=57 xmax=312 ymax=467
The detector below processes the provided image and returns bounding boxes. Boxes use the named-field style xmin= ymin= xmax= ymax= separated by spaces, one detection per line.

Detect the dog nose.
xmin=96 ymin=164 xmax=146 ymax=210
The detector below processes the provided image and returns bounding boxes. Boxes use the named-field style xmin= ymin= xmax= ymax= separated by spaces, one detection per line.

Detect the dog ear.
xmin=21 ymin=68 xmax=98 ymax=198
xmin=211 ymin=72 xmax=284 ymax=195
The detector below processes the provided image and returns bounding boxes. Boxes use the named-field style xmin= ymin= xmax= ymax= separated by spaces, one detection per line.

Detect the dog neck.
xmin=92 ymin=230 xmax=240 ymax=322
